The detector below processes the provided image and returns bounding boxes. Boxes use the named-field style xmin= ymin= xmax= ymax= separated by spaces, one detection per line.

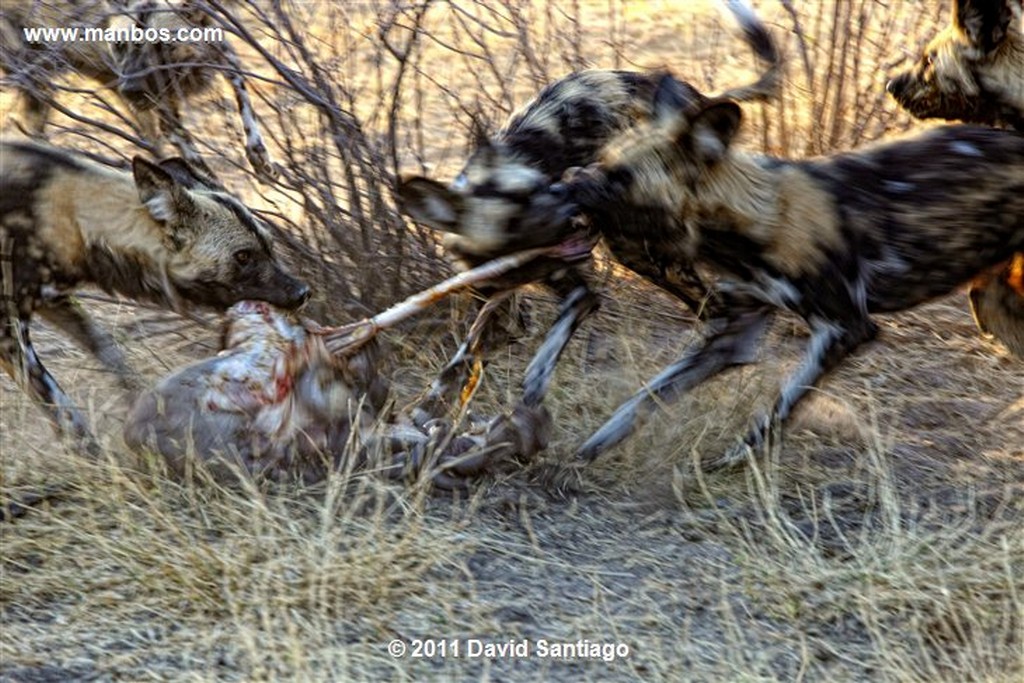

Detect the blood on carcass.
xmin=121 ymin=240 xmax=585 ymax=487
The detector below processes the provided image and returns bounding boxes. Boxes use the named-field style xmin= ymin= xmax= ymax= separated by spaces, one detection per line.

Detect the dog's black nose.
xmin=885 ymin=75 xmax=905 ymax=96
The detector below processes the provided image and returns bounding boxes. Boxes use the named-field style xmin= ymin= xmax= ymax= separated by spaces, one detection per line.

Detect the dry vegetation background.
xmin=1 ymin=0 xmax=1023 ymax=680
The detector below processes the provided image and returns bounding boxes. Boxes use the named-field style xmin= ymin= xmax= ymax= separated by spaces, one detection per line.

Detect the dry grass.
xmin=3 ymin=1 xmax=1024 ymax=681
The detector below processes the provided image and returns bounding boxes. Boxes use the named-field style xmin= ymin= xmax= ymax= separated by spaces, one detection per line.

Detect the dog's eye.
xmin=234 ymin=249 xmax=253 ymax=265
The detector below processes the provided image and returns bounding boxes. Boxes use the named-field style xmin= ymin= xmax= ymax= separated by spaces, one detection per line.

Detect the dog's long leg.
xmin=38 ymin=296 xmax=145 ymax=396
xmin=1 ymin=316 xmax=101 ymax=456
xmin=155 ymin=99 xmax=218 ymax=181
xmin=660 ymin=264 xmax=721 ymax=321
xmin=710 ymin=315 xmax=878 ymax=470
xmin=217 ymin=40 xmax=275 ymax=180
xmin=1 ymin=236 xmax=96 ymax=450
xmin=521 ymin=281 xmax=600 ymax=407
xmin=576 ymin=305 xmax=772 ymax=462
xmin=19 ymin=89 xmax=51 ymax=135
xmin=3 ymin=47 xmax=57 ymax=134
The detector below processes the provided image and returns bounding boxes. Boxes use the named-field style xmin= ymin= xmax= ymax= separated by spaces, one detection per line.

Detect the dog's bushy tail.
xmin=717 ymin=0 xmax=783 ymax=103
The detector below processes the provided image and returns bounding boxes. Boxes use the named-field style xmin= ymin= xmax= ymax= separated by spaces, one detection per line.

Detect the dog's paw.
xmin=247 ymin=144 xmax=279 ymax=182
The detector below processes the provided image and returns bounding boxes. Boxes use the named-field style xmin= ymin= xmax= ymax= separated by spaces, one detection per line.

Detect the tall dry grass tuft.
xmin=702 ymin=435 xmax=1024 ymax=681
xmin=1 ymin=447 xmax=481 ymax=679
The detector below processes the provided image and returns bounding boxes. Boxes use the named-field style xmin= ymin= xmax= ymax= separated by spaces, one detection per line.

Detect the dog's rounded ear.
xmin=396 ymin=175 xmax=464 ymax=233
xmin=689 ymin=100 xmax=743 ymax=165
xmin=133 ymin=157 xmax=200 ymax=237
xmin=954 ymin=0 xmax=1015 ymax=54
xmin=156 ymin=158 xmax=220 ymax=191
xmin=132 ymin=157 xmax=181 ymax=223
xmin=653 ymin=73 xmax=702 ymax=123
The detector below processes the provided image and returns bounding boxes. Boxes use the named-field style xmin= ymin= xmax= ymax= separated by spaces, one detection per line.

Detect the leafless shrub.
xmin=769 ymin=0 xmax=946 ymax=156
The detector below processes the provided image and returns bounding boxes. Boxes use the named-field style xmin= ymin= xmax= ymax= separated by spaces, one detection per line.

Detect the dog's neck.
xmin=67 ymin=171 xmax=184 ymax=308
xmin=693 ymin=152 xmax=782 ymax=238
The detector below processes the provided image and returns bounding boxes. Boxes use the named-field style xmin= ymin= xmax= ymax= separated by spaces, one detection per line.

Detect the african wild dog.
xmin=0 ymin=0 xmax=274 ymax=179
xmin=398 ymin=0 xmax=780 ymax=416
xmin=0 ymin=138 xmax=309 ymax=454
xmin=886 ymin=0 xmax=1023 ymax=128
xmin=538 ymin=75 xmax=1024 ymax=466
xmin=886 ymin=0 xmax=1024 ymax=356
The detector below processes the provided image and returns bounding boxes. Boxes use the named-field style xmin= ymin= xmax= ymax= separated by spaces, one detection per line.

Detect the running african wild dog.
xmin=886 ymin=0 xmax=1024 ymax=356
xmin=0 ymin=0 xmax=274 ymax=179
xmin=397 ymin=0 xmax=780 ymax=419
xmin=0 ymin=138 xmax=309 ymax=455
xmin=539 ymin=75 xmax=1024 ymax=467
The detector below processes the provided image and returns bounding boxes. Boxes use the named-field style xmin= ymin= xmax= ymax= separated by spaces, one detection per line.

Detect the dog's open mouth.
xmin=552 ymin=230 xmax=597 ymax=262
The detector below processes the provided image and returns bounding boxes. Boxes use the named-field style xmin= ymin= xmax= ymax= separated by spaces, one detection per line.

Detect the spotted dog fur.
xmin=398 ymin=0 xmax=781 ymax=415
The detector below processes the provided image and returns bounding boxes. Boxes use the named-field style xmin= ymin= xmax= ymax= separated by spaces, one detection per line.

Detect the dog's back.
xmin=802 ymin=126 xmax=1024 ymax=311
xmin=0 ymin=141 xmax=116 ymax=297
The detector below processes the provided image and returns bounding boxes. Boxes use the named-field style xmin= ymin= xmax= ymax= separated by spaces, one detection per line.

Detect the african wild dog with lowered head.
xmin=0 ymin=139 xmax=309 ymax=454
xmin=0 ymin=0 xmax=275 ymax=179
xmin=886 ymin=0 xmax=1024 ymax=356
xmin=397 ymin=0 xmax=780 ymax=416
xmin=538 ymin=75 xmax=1024 ymax=467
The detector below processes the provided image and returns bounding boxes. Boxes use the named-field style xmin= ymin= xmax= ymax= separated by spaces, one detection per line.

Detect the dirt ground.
xmin=2 ymin=1 xmax=1023 ymax=681
xmin=2 ymin=286 xmax=1021 ymax=681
